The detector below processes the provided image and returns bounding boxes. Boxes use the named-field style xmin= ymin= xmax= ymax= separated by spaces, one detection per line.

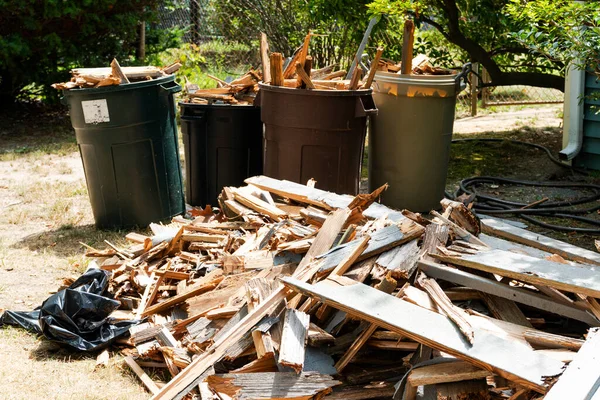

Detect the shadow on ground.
xmin=29 ymin=339 xmax=97 ymax=363
xmin=0 ymin=108 xmax=75 ymax=157
xmin=11 ymin=224 xmax=129 ymax=258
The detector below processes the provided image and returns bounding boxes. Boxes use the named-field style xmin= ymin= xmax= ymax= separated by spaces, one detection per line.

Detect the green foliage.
xmin=209 ymin=0 xmax=375 ymax=68
xmin=506 ymin=0 xmax=600 ymax=74
xmin=0 ymin=0 xmax=183 ymax=104
xmin=367 ymin=0 xmax=565 ymax=74
xmin=148 ymin=42 xmax=251 ymax=90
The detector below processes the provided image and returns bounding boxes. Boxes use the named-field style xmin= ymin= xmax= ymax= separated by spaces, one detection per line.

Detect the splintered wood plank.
xmin=260 ymin=32 xmax=271 ymax=84
xmin=245 ymin=175 xmax=408 ymax=223
xmin=326 ymin=382 xmax=396 ymax=400
xmin=376 ymin=239 xmax=420 ymax=279
xmin=206 ymin=372 xmax=340 ymax=399
xmin=278 ymin=308 xmax=310 ymax=373
xmin=418 ymin=260 xmax=598 ymax=326
xmin=417 ymin=274 xmax=474 ymax=343
xmin=408 ymin=360 xmax=492 ymax=386
xmin=421 ymin=223 xmax=450 ymax=262
xmin=142 ymin=270 xmax=224 ymax=316
xmin=281 ymin=278 xmax=565 ymax=393
xmin=524 ymin=329 xmax=584 ymax=351
xmin=72 ymin=65 xmax=162 ymax=79
xmin=330 ymin=235 xmax=370 ymax=276
xmin=544 ymin=328 xmax=600 ymax=400
xmin=481 ymin=216 xmax=600 ymax=266
xmin=150 ymin=209 xmax=352 ymax=400
xmin=434 ymin=249 xmax=600 ymax=298
xmin=317 ymin=223 xmax=424 ymax=275
xmin=307 ymin=322 xmax=335 ymax=346
xmin=481 ymin=293 xmax=532 ymax=328
xmin=124 ymin=356 xmax=160 ymax=394
xmin=232 ymin=188 xmax=288 ymax=221
xmin=246 ymin=278 xmax=278 ymax=358
xmin=232 ymin=353 xmax=278 ymax=373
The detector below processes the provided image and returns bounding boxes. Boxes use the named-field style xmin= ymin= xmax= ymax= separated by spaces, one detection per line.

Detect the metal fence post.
xmin=190 ymin=0 xmax=199 ymax=44
xmin=471 ymin=62 xmax=479 ymax=117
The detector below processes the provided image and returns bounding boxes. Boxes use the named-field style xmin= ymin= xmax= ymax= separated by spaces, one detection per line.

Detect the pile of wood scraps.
xmin=77 ymin=176 xmax=600 ymax=400
xmin=184 ymin=69 xmax=261 ymax=105
xmin=263 ymin=32 xmax=383 ymax=91
xmin=51 ymin=58 xmax=181 ymax=90
xmin=377 ymin=54 xmax=454 ymax=76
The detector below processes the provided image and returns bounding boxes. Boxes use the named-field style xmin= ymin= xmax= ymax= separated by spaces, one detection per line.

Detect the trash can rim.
xmin=373 ymin=71 xmax=458 ymax=86
xmin=63 ymin=74 xmax=176 ymax=95
xmin=258 ymin=82 xmax=372 ymax=96
xmin=178 ymin=101 xmax=259 ymax=109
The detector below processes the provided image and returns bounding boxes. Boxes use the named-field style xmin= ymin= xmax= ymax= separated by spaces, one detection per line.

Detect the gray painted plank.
xmin=435 ymin=249 xmax=600 ymax=298
xmin=545 ymin=328 xmax=600 ymax=400
xmin=281 ymin=277 xmax=565 ymax=393
xmin=418 ymin=260 xmax=598 ymax=326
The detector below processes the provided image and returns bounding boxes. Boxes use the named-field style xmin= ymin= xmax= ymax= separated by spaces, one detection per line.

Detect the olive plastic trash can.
xmin=179 ymin=103 xmax=263 ymax=207
xmin=369 ymin=65 xmax=470 ymax=211
xmin=63 ymin=75 xmax=185 ymax=229
xmin=260 ymin=84 xmax=377 ymax=195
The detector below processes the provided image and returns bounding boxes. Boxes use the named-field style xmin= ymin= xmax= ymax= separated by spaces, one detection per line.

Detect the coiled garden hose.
xmin=449 ymin=138 xmax=600 ymax=234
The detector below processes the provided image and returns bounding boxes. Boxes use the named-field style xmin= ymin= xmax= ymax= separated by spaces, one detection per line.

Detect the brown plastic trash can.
xmin=369 ymin=64 xmax=470 ymax=211
xmin=259 ymin=84 xmax=377 ymax=195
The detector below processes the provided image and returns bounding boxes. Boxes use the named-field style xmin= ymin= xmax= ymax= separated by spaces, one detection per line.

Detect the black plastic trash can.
xmin=179 ymin=102 xmax=263 ymax=207
xmin=63 ymin=75 xmax=185 ymax=229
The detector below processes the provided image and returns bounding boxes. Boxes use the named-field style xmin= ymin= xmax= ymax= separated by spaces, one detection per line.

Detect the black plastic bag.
xmin=0 ymin=268 xmax=138 ymax=351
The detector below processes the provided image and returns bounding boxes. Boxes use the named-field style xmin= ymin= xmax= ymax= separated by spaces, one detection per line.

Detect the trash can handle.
xmin=356 ymin=95 xmax=378 ymax=118
xmin=455 ymin=62 xmax=472 ymax=92
xmin=160 ymin=80 xmax=182 ymax=94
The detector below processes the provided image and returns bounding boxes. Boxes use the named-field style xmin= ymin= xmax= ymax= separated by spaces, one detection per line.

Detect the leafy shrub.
xmin=0 ymin=0 xmax=183 ymax=105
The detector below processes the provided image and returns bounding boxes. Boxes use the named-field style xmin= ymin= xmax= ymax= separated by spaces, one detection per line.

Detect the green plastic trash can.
xmin=63 ymin=74 xmax=185 ymax=229
xmin=369 ymin=64 xmax=470 ymax=211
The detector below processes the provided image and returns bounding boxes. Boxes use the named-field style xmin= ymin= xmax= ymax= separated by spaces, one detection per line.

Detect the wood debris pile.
xmin=263 ymin=32 xmax=382 ymax=91
xmin=378 ymin=54 xmax=454 ymax=75
xmin=51 ymin=58 xmax=181 ymax=90
xmin=79 ymin=176 xmax=600 ymax=400
xmin=184 ymin=69 xmax=261 ymax=105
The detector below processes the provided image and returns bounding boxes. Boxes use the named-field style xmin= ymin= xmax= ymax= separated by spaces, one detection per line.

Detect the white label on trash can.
xmin=81 ymin=99 xmax=110 ymax=124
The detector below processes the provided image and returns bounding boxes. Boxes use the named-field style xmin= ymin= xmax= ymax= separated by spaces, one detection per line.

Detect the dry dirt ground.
xmin=0 ymin=111 xmax=148 ymax=399
xmin=0 ymin=104 xmax=596 ymax=399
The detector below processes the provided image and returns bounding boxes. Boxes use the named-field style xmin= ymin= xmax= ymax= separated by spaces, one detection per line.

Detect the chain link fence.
xmin=154 ymin=0 xmax=563 ymax=119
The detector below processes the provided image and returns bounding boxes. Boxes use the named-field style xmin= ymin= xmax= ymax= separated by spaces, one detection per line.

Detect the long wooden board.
xmin=281 ymin=277 xmax=565 ymax=393
xmin=481 ymin=216 xmax=600 ymax=266
xmin=544 ymin=328 xmax=600 ymax=400
xmin=434 ymin=249 xmax=600 ymax=298
xmin=418 ymin=260 xmax=598 ymax=326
